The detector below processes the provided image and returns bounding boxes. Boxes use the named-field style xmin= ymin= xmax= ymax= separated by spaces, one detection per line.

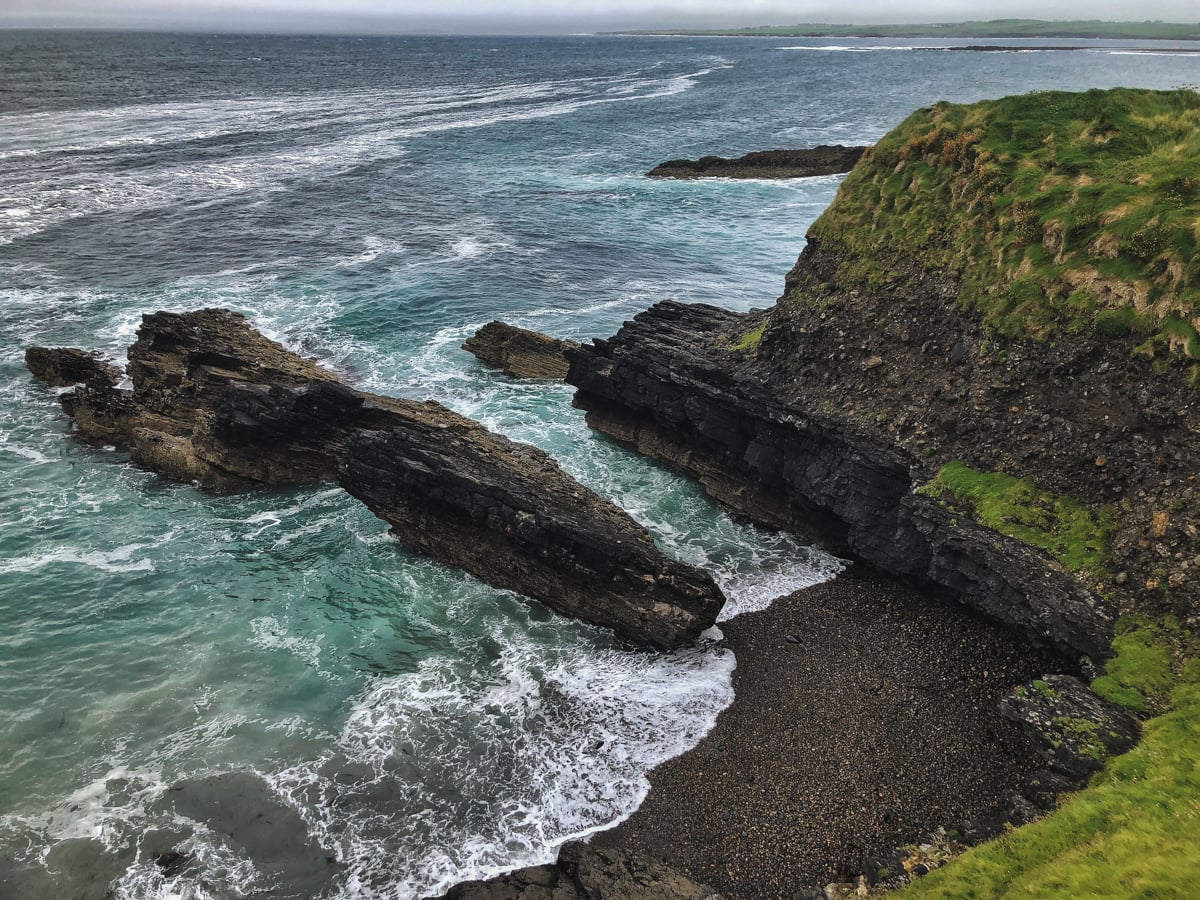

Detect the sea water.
xmin=0 ymin=31 xmax=1193 ymax=899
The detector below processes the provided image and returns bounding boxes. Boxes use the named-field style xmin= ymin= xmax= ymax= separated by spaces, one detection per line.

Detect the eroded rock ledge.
xmin=565 ymin=300 xmax=1114 ymax=660
xmin=25 ymin=310 xmax=724 ymax=648
xmin=463 ymin=321 xmax=580 ymax=379
xmin=647 ymin=146 xmax=866 ymax=180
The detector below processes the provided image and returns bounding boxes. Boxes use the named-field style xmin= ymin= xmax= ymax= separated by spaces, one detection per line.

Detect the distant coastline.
xmin=610 ymin=18 xmax=1200 ymax=41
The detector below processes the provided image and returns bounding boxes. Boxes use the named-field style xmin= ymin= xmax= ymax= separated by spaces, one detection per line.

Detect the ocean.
xmin=0 ymin=31 xmax=1193 ymax=899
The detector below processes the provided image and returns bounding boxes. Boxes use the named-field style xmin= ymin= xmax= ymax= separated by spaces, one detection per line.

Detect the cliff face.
xmin=567 ymin=301 xmax=1113 ymax=660
xmin=26 ymin=310 xmax=724 ymax=648
xmin=569 ymin=88 xmax=1200 ymax=656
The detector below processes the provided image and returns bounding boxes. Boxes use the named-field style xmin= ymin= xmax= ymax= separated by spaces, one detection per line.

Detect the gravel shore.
xmin=593 ymin=565 xmax=1065 ymax=898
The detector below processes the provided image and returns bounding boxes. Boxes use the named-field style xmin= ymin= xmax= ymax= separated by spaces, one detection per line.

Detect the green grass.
xmin=630 ymin=20 xmax=1200 ymax=40
xmin=1092 ymin=615 xmax=1198 ymax=714
xmin=803 ymin=88 xmax=1200 ymax=362
xmin=901 ymin=619 xmax=1200 ymax=899
xmin=920 ymin=461 xmax=1114 ymax=580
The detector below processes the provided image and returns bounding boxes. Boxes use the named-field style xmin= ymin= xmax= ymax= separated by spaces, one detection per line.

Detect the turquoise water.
xmin=1 ymin=32 xmax=1196 ymax=899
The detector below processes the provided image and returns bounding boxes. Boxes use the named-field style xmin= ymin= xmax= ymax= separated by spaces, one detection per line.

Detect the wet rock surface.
xmin=434 ymin=841 xmax=721 ymax=900
xmin=26 ymin=309 xmax=725 ymax=648
xmin=463 ymin=321 xmax=580 ymax=379
xmin=590 ymin=569 xmax=1064 ymax=899
xmin=567 ymin=300 xmax=1113 ymax=659
xmin=647 ymin=146 xmax=867 ymax=179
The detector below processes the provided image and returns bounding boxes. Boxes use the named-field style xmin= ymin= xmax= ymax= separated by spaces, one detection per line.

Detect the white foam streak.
xmin=0 ymin=63 xmax=729 ymax=245
xmin=268 ymin=629 xmax=735 ymax=898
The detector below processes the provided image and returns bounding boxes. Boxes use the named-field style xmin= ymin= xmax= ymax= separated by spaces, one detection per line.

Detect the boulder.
xmin=24 ymin=347 xmax=121 ymax=389
xmin=26 ymin=309 xmax=725 ymax=648
xmin=1000 ymin=674 xmax=1139 ymax=781
xmin=463 ymin=321 xmax=580 ymax=380
xmin=434 ymin=842 xmax=722 ymax=900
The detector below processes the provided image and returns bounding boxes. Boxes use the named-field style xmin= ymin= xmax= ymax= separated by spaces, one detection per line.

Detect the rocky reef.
xmin=647 ymin=146 xmax=866 ymax=179
xmin=25 ymin=309 xmax=724 ymax=648
xmin=463 ymin=321 xmax=580 ymax=379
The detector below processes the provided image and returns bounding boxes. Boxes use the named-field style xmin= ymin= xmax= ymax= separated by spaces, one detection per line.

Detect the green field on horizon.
xmin=623 ymin=18 xmax=1200 ymax=40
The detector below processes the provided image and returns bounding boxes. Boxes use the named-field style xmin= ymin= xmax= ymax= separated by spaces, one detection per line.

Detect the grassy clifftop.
xmin=806 ymin=88 xmax=1200 ymax=363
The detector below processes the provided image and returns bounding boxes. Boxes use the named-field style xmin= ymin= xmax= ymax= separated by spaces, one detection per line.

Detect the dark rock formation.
xmin=433 ymin=842 xmax=721 ymax=900
xmin=24 ymin=347 xmax=122 ymax=389
xmin=463 ymin=321 xmax=580 ymax=379
xmin=26 ymin=309 xmax=724 ymax=648
xmin=647 ymin=146 xmax=866 ymax=180
xmin=1000 ymin=674 xmax=1139 ymax=781
xmin=566 ymin=300 xmax=1113 ymax=660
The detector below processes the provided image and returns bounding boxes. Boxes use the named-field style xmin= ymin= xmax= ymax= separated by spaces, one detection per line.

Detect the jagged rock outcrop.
xmin=24 ymin=347 xmax=122 ymax=389
xmin=566 ymin=300 xmax=1113 ymax=659
xmin=463 ymin=321 xmax=580 ymax=379
xmin=1000 ymin=674 xmax=1139 ymax=780
xmin=433 ymin=842 xmax=722 ymax=900
xmin=26 ymin=309 xmax=724 ymax=648
xmin=647 ymin=146 xmax=866 ymax=180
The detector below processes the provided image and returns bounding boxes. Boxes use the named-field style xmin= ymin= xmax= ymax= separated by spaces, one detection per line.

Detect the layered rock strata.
xmin=566 ymin=300 xmax=1113 ymax=660
xmin=462 ymin=321 xmax=581 ymax=379
xmin=647 ymin=146 xmax=866 ymax=179
xmin=26 ymin=309 xmax=724 ymax=648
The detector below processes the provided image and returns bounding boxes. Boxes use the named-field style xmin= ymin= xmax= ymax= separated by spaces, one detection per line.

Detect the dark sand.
xmin=594 ymin=566 xmax=1064 ymax=899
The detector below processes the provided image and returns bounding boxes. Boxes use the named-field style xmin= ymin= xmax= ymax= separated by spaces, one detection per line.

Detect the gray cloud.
xmin=2 ymin=0 xmax=1198 ymax=34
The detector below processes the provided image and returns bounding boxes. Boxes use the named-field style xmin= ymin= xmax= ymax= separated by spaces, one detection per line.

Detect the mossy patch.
xmin=732 ymin=322 xmax=767 ymax=353
xmin=900 ymin=678 xmax=1200 ymax=898
xmin=919 ymin=461 xmax=1114 ymax=580
xmin=1092 ymin=615 xmax=1198 ymax=714
xmin=805 ymin=88 xmax=1200 ymax=360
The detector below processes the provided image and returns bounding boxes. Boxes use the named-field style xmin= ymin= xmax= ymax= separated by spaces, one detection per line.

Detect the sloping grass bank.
xmin=901 ymin=616 xmax=1200 ymax=899
xmin=806 ymin=88 xmax=1200 ymax=367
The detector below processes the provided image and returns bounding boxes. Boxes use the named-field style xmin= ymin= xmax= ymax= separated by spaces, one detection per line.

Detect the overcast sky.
xmin=2 ymin=1 xmax=1197 ymax=34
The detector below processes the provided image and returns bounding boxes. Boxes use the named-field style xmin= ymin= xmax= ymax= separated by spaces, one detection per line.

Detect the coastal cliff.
xmin=25 ymin=311 xmax=724 ymax=648
xmin=553 ymin=87 xmax=1200 ymax=895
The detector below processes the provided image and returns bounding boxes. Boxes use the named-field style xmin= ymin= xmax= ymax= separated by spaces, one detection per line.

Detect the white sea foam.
xmin=775 ymin=44 xmax=928 ymax=52
xmin=0 ymin=62 xmax=731 ymax=245
xmin=266 ymin=625 xmax=736 ymax=898
xmin=0 ymin=544 xmax=157 ymax=575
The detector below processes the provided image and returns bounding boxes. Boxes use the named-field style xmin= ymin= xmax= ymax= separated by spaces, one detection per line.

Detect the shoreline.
xmin=592 ymin=566 xmax=1064 ymax=898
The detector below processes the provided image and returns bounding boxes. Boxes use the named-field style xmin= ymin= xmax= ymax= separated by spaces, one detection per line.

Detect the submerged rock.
xmin=26 ymin=309 xmax=724 ymax=648
xmin=463 ymin=321 xmax=580 ymax=379
xmin=434 ymin=841 xmax=722 ymax=899
xmin=647 ymin=146 xmax=866 ymax=179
